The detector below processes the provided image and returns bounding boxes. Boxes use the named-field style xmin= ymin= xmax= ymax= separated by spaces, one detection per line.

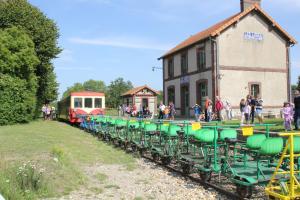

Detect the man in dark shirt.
xmin=294 ymin=90 xmax=300 ymax=130
xmin=249 ymin=96 xmax=257 ymax=124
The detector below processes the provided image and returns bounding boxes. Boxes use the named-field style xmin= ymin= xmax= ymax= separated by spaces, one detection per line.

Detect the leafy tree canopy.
xmin=0 ymin=0 xmax=61 ymax=114
xmin=106 ymin=78 xmax=133 ymax=108
xmin=62 ymin=80 xmax=106 ymax=99
xmin=0 ymin=27 xmax=39 ymax=125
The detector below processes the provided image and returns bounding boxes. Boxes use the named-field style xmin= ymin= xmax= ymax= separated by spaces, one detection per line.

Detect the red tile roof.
xmin=71 ymin=91 xmax=105 ymax=97
xmin=160 ymin=4 xmax=297 ymax=59
xmin=121 ymin=85 xmax=159 ymax=96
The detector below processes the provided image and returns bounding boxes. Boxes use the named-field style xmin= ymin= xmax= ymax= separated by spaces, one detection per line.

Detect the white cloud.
xmin=57 ymin=49 xmax=74 ymax=63
xmin=68 ymin=36 xmax=173 ymax=51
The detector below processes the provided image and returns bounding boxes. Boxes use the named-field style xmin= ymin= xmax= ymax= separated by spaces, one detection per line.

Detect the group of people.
xmin=239 ymin=95 xmax=263 ymax=125
xmin=42 ymin=104 xmax=56 ymax=120
xmin=158 ymin=102 xmax=176 ymax=120
xmin=192 ymin=97 xmax=233 ymax=122
xmin=119 ymin=104 xmax=151 ymax=118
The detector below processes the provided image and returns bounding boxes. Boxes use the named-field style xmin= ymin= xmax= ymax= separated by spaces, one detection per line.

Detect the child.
xmin=282 ymin=102 xmax=293 ymax=131
xmin=207 ymin=102 xmax=213 ymax=122
xmin=243 ymin=102 xmax=251 ymax=125
xmin=240 ymin=99 xmax=246 ymax=125
xmin=164 ymin=106 xmax=170 ymax=119
xmin=193 ymin=104 xmax=201 ymax=122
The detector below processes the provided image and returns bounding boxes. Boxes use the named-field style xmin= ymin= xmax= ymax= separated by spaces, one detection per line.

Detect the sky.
xmin=28 ymin=0 xmax=300 ymax=98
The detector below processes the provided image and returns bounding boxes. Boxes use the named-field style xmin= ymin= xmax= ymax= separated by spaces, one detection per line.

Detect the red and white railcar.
xmin=58 ymin=91 xmax=105 ymax=124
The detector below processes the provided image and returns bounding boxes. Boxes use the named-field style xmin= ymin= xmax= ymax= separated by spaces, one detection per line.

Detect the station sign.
xmin=180 ymin=76 xmax=190 ymax=84
xmin=244 ymin=32 xmax=264 ymax=41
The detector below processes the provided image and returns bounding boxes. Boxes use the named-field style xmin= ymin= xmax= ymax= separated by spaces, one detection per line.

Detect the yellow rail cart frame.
xmin=265 ymin=132 xmax=300 ymax=200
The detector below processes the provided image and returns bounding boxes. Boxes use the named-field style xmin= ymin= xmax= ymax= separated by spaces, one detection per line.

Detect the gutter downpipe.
xmin=211 ymin=37 xmax=219 ymax=101
xmin=288 ymin=43 xmax=295 ymax=102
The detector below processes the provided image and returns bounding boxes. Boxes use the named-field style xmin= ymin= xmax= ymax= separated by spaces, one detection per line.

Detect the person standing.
xmin=193 ymin=104 xmax=202 ymax=122
xmin=158 ymin=102 xmax=165 ymax=119
xmin=240 ymin=99 xmax=246 ymax=125
xmin=205 ymin=97 xmax=212 ymax=122
xmin=207 ymin=102 xmax=213 ymax=122
xmin=42 ymin=104 xmax=47 ymax=120
xmin=294 ymin=90 xmax=300 ymax=130
xmin=164 ymin=105 xmax=170 ymax=119
xmin=255 ymin=96 xmax=264 ymax=124
xmin=169 ymin=102 xmax=176 ymax=121
xmin=215 ymin=97 xmax=224 ymax=121
xmin=224 ymin=100 xmax=232 ymax=121
xmin=282 ymin=102 xmax=293 ymax=131
xmin=244 ymin=102 xmax=251 ymax=125
xmin=249 ymin=96 xmax=257 ymax=124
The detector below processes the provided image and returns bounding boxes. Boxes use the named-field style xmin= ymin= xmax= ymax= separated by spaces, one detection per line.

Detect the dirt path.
xmin=47 ymin=158 xmax=226 ymax=200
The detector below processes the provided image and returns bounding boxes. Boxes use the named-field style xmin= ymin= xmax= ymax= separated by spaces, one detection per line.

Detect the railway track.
xmin=96 ymin=136 xmax=266 ymax=200
xmin=141 ymin=154 xmax=242 ymax=200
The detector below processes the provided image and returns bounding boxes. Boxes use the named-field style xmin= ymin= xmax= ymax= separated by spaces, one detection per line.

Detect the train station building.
xmin=121 ymin=85 xmax=159 ymax=114
xmin=159 ymin=0 xmax=297 ymax=117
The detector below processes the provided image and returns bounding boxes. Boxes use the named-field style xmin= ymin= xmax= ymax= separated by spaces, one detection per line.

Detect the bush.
xmin=0 ymin=74 xmax=36 ymax=125
xmin=0 ymin=26 xmax=39 ymax=125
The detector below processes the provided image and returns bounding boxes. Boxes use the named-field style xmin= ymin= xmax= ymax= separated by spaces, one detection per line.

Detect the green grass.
xmin=0 ymin=120 xmax=136 ymax=200
xmin=95 ymin=173 xmax=108 ymax=183
xmin=104 ymin=184 xmax=120 ymax=189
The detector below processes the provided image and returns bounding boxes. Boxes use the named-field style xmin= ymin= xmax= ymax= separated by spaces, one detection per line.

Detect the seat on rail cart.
xmin=159 ymin=124 xmax=169 ymax=134
xmin=183 ymin=126 xmax=197 ymax=136
xmin=287 ymin=136 xmax=300 ymax=153
xmin=259 ymin=137 xmax=283 ymax=156
xmin=128 ymin=121 xmax=140 ymax=129
xmin=220 ymin=129 xmax=238 ymax=143
xmin=194 ymin=129 xmax=216 ymax=143
xmin=144 ymin=123 xmax=157 ymax=132
xmin=246 ymin=134 xmax=267 ymax=150
xmin=116 ymin=119 xmax=127 ymax=127
xmin=165 ymin=125 xmax=181 ymax=137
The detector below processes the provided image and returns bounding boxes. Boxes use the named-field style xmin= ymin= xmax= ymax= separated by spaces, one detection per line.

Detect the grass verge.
xmin=0 ymin=120 xmax=135 ymax=199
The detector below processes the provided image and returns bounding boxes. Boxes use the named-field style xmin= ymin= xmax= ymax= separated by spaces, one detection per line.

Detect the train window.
xmin=85 ymin=98 xmax=93 ymax=108
xmin=94 ymin=98 xmax=102 ymax=108
xmin=74 ymin=98 xmax=82 ymax=108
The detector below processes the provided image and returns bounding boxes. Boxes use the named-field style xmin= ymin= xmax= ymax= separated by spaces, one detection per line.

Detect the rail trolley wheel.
xmin=181 ymin=163 xmax=191 ymax=175
xmin=199 ymin=171 xmax=212 ymax=182
xmin=139 ymin=148 xmax=144 ymax=156
xmin=151 ymin=152 xmax=159 ymax=161
xmin=236 ymin=185 xmax=253 ymax=199
xmin=161 ymin=157 xmax=172 ymax=165
xmin=123 ymin=141 xmax=128 ymax=150
xmin=131 ymin=145 xmax=137 ymax=152
xmin=117 ymin=140 xmax=122 ymax=147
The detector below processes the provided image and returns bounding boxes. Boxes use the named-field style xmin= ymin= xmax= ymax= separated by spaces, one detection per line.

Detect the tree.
xmin=292 ymin=84 xmax=298 ymax=91
xmin=62 ymin=83 xmax=84 ymax=99
xmin=297 ymin=76 xmax=300 ymax=90
xmin=157 ymin=90 xmax=163 ymax=104
xmin=83 ymin=79 xmax=106 ymax=93
xmin=0 ymin=27 xmax=39 ymax=125
xmin=0 ymin=0 xmax=61 ymax=116
xmin=62 ymin=80 xmax=106 ymax=99
xmin=106 ymin=78 xmax=133 ymax=108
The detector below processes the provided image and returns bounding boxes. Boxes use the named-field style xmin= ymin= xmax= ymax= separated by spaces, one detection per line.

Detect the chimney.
xmin=240 ymin=0 xmax=261 ymax=12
